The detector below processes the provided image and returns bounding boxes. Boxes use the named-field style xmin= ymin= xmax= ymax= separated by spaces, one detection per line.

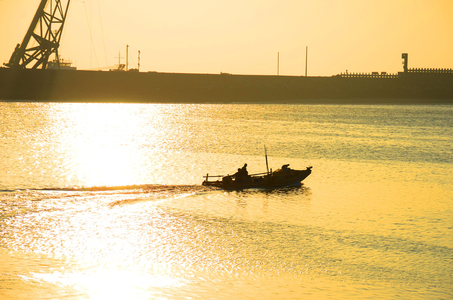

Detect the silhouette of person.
xmin=241 ymin=164 xmax=248 ymax=176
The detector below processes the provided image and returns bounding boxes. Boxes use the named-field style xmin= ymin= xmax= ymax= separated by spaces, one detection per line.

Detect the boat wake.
xmin=0 ymin=184 xmax=213 ymax=194
xmin=0 ymin=184 xmax=214 ymax=206
xmin=0 ymin=184 xmax=310 ymax=210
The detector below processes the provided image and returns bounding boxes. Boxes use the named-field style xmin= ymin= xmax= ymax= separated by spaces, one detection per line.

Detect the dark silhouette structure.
xmin=4 ymin=0 xmax=71 ymax=69
xmin=402 ymin=53 xmax=408 ymax=73
xmin=1 ymin=67 xmax=452 ymax=103
xmin=1 ymin=1 xmax=452 ymax=103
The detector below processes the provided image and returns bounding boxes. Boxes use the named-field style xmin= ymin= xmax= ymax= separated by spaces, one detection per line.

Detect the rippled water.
xmin=0 ymin=103 xmax=452 ymax=299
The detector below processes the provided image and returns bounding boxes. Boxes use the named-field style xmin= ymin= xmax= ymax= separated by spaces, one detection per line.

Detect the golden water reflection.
xmin=31 ymin=269 xmax=185 ymax=300
xmin=48 ymin=103 xmax=171 ymax=187
xmin=2 ymin=103 xmax=452 ymax=299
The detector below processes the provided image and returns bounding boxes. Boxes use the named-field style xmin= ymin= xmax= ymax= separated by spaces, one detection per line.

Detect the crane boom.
xmin=4 ymin=0 xmax=71 ymax=69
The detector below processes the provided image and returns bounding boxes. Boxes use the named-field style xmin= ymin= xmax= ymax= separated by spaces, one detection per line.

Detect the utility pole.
xmin=138 ymin=50 xmax=141 ymax=72
xmin=126 ymin=45 xmax=129 ymax=71
xmin=305 ymin=46 xmax=308 ymax=76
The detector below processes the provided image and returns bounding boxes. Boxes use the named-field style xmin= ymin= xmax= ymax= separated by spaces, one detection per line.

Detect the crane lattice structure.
xmin=4 ymin=0 xmax=71 ymax=69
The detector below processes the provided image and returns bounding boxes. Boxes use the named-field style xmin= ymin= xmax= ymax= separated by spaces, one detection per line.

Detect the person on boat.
xmin=234 ymin=164 xmax=249 ymax=182
xmin=241 ymin=164 xmax=248 ymax=176
xmin=274 ymin=164 xmax=290 ymax=177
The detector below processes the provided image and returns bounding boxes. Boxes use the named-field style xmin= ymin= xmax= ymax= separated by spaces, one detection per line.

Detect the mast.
xmin=4 ymin=0 xmax=72 ymax=69
xmin=264 ymin=145 xmax=270 ymax=175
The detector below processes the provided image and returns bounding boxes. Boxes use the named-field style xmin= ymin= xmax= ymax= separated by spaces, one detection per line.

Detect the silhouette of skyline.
xmin=1 ymin=0 xmax=452 ymax=76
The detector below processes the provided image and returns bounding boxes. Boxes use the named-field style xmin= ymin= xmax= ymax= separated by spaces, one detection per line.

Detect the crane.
xmin=4 ymin=0 xmax=71 ymax=69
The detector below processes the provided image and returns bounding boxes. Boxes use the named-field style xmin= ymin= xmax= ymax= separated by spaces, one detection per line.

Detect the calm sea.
xmin=0 ymin=103 xmax=452 ymax=299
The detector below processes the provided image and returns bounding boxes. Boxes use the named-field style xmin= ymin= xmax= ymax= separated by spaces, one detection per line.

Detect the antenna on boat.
xmin=264 ymin=145 xmax=270 ymax=175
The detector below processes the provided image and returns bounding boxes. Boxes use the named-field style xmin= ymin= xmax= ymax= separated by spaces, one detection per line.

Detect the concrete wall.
xmin=1 ymin=68 xmax=452 ymax=103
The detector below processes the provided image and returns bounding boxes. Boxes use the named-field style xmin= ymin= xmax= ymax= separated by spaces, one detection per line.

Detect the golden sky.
xmin=1 ymin=0 xmax=452 ymax=76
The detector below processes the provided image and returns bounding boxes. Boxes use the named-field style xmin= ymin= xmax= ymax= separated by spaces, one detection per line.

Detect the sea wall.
xmin=1 ymin=68 xmax=452 ymax=103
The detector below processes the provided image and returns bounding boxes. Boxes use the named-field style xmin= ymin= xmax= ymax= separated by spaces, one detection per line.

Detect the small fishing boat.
xmin=203 ymin=147 xmax=312 ymax=190
xmin=202 ymin=164 xmax=312 ymax=190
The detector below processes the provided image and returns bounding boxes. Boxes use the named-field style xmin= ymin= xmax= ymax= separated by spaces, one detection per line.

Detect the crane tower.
xmin=4 ymin=0 xmax=71 ymax=69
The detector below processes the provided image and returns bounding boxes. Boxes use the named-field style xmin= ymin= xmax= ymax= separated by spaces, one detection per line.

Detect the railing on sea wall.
xmin=408 ymin=68 xmax=453 ymax=74
xmin=338 ymin=72 xmax=398 ymax=78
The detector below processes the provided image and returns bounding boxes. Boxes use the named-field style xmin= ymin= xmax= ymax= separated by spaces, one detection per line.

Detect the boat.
xmin=202 ymin=164 xmax=312 ymax=190
xmin=47 ymin=58 xmax=77 ymax=70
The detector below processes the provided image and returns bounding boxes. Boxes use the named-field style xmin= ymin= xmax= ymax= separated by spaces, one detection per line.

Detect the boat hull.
xmin=202 ymin=167 xmax=312 ymax=190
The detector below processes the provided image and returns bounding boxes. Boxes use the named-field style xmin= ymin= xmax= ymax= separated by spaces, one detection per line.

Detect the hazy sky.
xmin=1 ymin=0 xmax=452 ymax=76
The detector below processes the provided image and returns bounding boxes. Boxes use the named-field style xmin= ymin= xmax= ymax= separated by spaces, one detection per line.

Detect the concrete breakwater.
xmin=1 ymin=68 xmax=452 ymax=104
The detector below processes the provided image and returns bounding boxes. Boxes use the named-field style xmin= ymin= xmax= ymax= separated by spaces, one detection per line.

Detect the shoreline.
xmin=2 ymin=99 xmax=453 ymax=105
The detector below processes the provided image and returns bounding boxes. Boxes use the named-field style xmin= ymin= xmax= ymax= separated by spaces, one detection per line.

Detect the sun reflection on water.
xmin=48 ymin=103 xmax=172 ymax=187
xmin=30 ymin=269 xmax=185 ymax=300
xmin=10 ymin=191 xmax=193 ymax=299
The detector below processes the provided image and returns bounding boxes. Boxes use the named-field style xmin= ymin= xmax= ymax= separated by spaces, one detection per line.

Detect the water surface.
xmin=0 ymin=103 xmax=452 ymax=299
